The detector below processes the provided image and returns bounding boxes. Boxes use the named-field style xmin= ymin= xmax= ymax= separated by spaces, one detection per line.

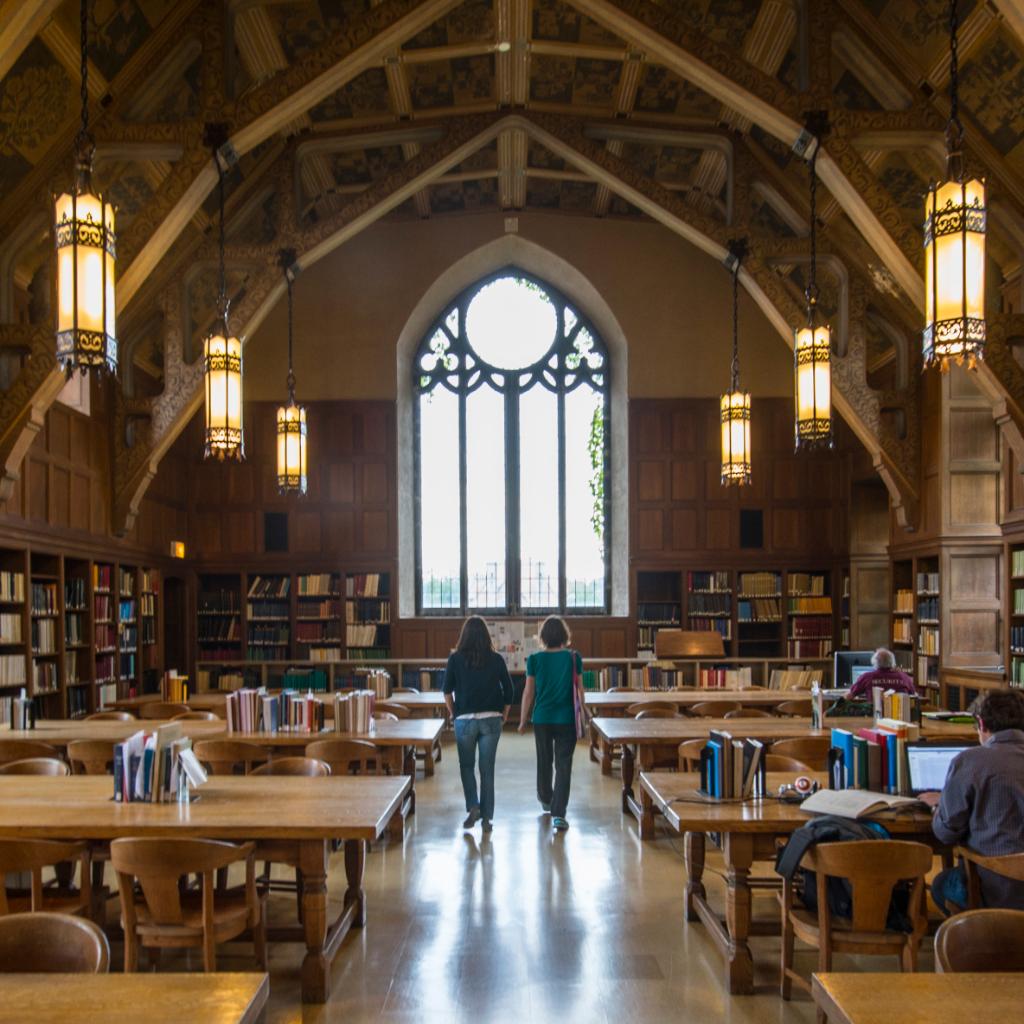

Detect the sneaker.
xmin=481 ymin=820 xmax=493 ymax=833
xmin=463 ymin=808 xmax=481 ymax=829
xmin=540 ymin=801 xmax=551 ymax=813
xmin=552 ymin=816 xmax=569 ymax=832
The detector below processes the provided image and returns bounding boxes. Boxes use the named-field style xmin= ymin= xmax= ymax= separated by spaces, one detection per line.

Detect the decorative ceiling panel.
xmin=265 ymin=1 xmax=373 ymax=64
xmin=308 ymin=67 xmax=392 ymax=123
xmin=86 ymin=0 xmax=173 ymax=81
xmin=633 ymin=64 xmax=719 ymax=120
xmin=402 ymin=0 xmax=494 ymax=50
xmin=750 ymin=197 xmax=799 ymax=238
xmin=873 ymin=150 xmax=932 ymax=230
xmin=525 ymin=178 xmax=597 ymax=212
xmin=532 ymin=0 xmax=624 ymax=46
xmin=870 ymin=0 xmax=979 ymax=71
xmin=428 ymin=178 xmax=498 ymax=213
xmin=959 ymin=26 xmax=1024 ymax=173
xmin=407 ymin=54 xmax=495 ymax=110
xmin=449 ymin=140 xmax=499 ymax=174
xmin=527 ymin=55 xmax=621 ymax=108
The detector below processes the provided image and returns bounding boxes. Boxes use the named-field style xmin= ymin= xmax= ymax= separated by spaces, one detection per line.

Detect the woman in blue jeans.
xmin=443 ymin=616 xmax=514 ymax=833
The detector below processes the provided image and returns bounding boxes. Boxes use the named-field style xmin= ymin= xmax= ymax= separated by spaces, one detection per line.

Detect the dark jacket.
xmin=443 ymin=651 xmax=514 ymax=717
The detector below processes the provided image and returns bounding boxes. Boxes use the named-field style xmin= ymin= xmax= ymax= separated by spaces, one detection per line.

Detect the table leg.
xmin=638 ymin=748 xmax=656 ymax=839
xmin=403 ymin=745 xmax=416 ymax=779
xmin=422 ymin=740 xmax=435 ymax=777
xmin=298 ymin=840 xmax=329 ymax=1003
xmin=723 ymin=833 xmax=755 ymax=995
xmin=599 ymin=736 xmax=614 ymax=775
xmin=684 ymin=831 xmax=706 ymax=923
xmin=620 ymin=743 xmax=635 ymax=813
xmin=343 ymin=838 xmax=367 ymax=928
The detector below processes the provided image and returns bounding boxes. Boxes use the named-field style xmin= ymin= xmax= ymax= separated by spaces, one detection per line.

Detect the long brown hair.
xmin=456 ymin=615 xmax=494 ymax=670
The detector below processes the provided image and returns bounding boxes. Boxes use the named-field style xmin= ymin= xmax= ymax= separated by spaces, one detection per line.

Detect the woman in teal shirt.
xmin=518 ymin=616 xmax=583 ymax=832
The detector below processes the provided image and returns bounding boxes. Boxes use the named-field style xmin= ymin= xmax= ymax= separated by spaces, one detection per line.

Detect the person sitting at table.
xmin=443 ymin=616 xmax=515 ymax=834
xmin=846 ymin=647 xmax=917 ymax=700
xmin=920 ymin=688 xmax=1024 ymax=914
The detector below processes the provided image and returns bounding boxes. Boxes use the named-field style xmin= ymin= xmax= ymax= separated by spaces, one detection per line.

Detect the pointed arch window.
xmin=414 ymin=269 xmax=610 ymax=614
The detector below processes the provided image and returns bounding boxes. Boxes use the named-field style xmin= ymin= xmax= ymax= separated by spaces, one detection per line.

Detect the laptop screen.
xmin=906 ymin=744 xmax=971 ymax=794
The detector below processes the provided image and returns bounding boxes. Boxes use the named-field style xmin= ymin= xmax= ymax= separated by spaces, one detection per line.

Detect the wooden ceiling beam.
xmin=993 ymin=1 xmax=1024 ymax=49
xmin=38 ymin=15 xmax=107 ymax=102
xmin=0 ymin=0 xmax=61 ymax=83
xmin=594 ymin=49 xmax=642 ymax=216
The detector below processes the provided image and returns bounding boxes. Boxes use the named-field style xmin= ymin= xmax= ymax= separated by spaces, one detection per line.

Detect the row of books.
xmin=95 ymin=653 xmax=115 ymax=683
xmin=346 ymin=624 xmax=387 ymax=646
xmin=296 ymin=622 xmax=342 ymax=642
xmin=33 ymin=661 xmax=57 ymax=692
xmin=0 ymin=691 xmax=32 ymax=728
xmin=63 ymin=651 xmax=78 ymax=685
xmin=140 ymin=570 xmax=157 ymax=593
xmin=1015 ymin=588 xmax=1024 ymax=615
xmin=248 ymin=576 xmax=290 ymax=598
xmin=120 ymin=653 xmax=136 ymax=679
xmin=829 ymin=719 xmax=919 ymax=794
xmin=1012 ymin=657 xmax=1024 ymax=687
xmin=893 ymin=619 xmax=913 ymax=644
xmin=301 ymin=600 xmax=341 ymax=619
xmin=198 ymin=619 xmax=240 ymax=642
xmin=637 ymin=603 xmax=679 ymax=623
xmin=31 ymin=619 xmax=56 ymax=653
xmin=335 ymin=690 xmax=375 ymax=732
xmin=737 ymin=598 xmax=781 ymax=622
xmin=95 ymin=623 xmax=116 ymax=649
xmin=789 ymin=615 xmax=831 ymax=637
xmin=281 ymin=669 xmax=329 ymax=692
xmin=119 ymin=625 xmax=138 ymax=649
xmin=92 ymin=564 xmax=112 ymax=591
xmin=0 ymin=613 xmax=21 ymax=643
xmin=699 ymin=731 xmax=767 ymax=799
xmin=0 ymin=653 xmax=26 ymax=685
xmin=140 ymin=593 xmax=155 ymax=617
xmin=199 ymin=590 xmax=240 ymax=613
xmin=225 ymin=688 xmax=326 ymax=734
xmin=248 ymin=600 xmax=290 ymax=619
xmin=118 ymin=568 xmax=135 ymax=596
xmin=345 ymin=600 xmax=390 ymax=623
xmin=918 ymin=626 xmax=940 ymax=656
xmin=916 ymin=572 xmax=939 ymax=594
xmin=786 ymin=638 xmax=831 ymax=658
xmin=699 ymin=667 xmax=753 ymax=688
xmin=97 ymin=681 xmax=117 ymax=707
xmin=788 ymin=596 xmax=832 ymax=614
xmin=689 ymin=617 xmax=731 ymax=640
xmin=297 ymin=574 xmax=338 ymax=596
xmin=200 ymin=647 xmax=242 ymax=662
xmin=113 ymin=725 xmax=205 ymax=803
xmin=142 ymin=619 xmax=156 ymax=644
xmin=347 ymin=574 xmax=388 ymax=597
xmin=917 ymin=597 xmax=939 ymax=621
xmin=894 ymin=589 xmax=914 ymax=613
xmin=0 ymin=571 xmax=25 ymax=603
xmin=94 ymin=595 xmax=113 ymax=622
xmin=68 ymin=684 xmax=89 ymax=718
xmin=1014 ymin=550 xmax=1024 ymax=578
xmin=787 ymin=573 xmax=826 ymax=596
xmin=688 ymin=594 xmax=731 ymax=615
xmin=1011 ymin=625 xmax=1024 ymax=652
xmin=768 ymin=668 xmax=824 ymax=689
xmin=738 ymin=572 xmax=780 ymax=597
xmin=307 ymin=647 xmax=343 ymax=663
xmin=31 ymin=583 xmax=57 ymax=615
xmin=64 ymin=612 xmax=85 ymax=646
xmin=688 ymin=571 xmax=730 ymax=593
xmin=162 ymin=672 xmax=188 ymax=703
xmin=249 ymin=624 xmax=290 ymax=644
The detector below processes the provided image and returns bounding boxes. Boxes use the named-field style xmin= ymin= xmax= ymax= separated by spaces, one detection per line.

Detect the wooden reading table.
xmin=641 ymin=771 xmax=942 ymax=995
xmin=590 ymin=716 xmax=976 ymax=838
xmin=0 ymin=972 xmax=269 ymax=1023
xmin=812 ymin=972 xmax=1024 ymax=1024
xmin=0 ymin=774 xmax=409 ymax=1004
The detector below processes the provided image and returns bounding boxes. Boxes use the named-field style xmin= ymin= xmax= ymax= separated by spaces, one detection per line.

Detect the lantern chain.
xmin=806 ymin=142 xmax=819 ymax=319
xmin=286 ymin=273 xmax=296 ymax=402
xmin=217 ymin=156 xmax=228 ymax=327
xmin=75 ymin=0 xmax=94 ymax=184
xmin=946 ymin=0 xmax=964 ymax=179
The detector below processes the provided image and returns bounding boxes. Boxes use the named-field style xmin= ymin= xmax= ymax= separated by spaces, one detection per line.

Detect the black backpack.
xmin=775 ymin=814 xmax=914 ymax=932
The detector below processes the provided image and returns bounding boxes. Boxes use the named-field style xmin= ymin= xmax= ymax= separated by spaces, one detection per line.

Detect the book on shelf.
xmin=162 ymin=671 xmax=188 ymax=703
xmin=688 ymin=617 xmax=731 ymax=640
xmin=687 ymin=571 xmax=730 ymax=593
xmin=92 ymin=564 xmax=112 ymax=591
xmin=788 ymin=596 xmax=832 ymax=614
xmin=247 ymin=576 xmax=290 ymax=599
xmin=787 ymin=638 xmax=831 ymax=658
xmin=916 ymin=596 xmax=939 ymax=621
xmin=699 ymin=666 xmax=752 ymax=688
xmin=1014 ymin=549 xmax=1024 ymax=578
xmin=67 ymin=684 xmax=89 ymax=718
xmin=0 ymin=613 xmax=22 ymax=644
xmin=282 ymin=668 xmax=329 ymax=691
xmin=30 ymin=582 xmax=57 ymax=615
xmin=915 ymin=572 xmax=939 ymax=593
xmin=199 ymin=589 xmax=240 ymax=613
xmin=63 ymin=651 xmax=77 ymax=685
xmin=917 ymin=625 xmax=939 ymax=656
xmin=94 ymin=594 xmax=112 ymax=621
xmin=347 ymin=574 xmax=387 ymax=598
xmin=97 ymin=681 xmax=118 ymax=707
xmin=225 ymin=688 xmax=325 ymax=734
xmin=32 ymin=660 xmax=57 ymax=693
xmin=768 ymin=668 xmax=824 ymax=689
xmin=0 ymin=653 xmax=26 ymax=686
xmin=140 ymin=569 xmax=157 ymax=593
xmin=0 ymin=571 xmax=25 ymax=602
xmin=298 ymin=573 xmax=338 ymax=596
xmin=687 ymin=593 xmax=731 ymax=615
xmin=118 ymin=568 xmax=135 ymax=596
xmin=788 ymin=573 xmax=826 ymax=596
xmin=737 ymin=572 xmax=780 ymax=597
xmin=892 ymin=618 xmax=913 ymax=644
xmin=737 ymin=597 xmax=781 ymax=622
xmin=893 ymin=589 xmax=914 ymax=614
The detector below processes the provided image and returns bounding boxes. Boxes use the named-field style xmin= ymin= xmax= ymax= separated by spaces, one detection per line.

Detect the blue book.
xmin=113 ymin=744 xmax=124 ymax=802
xmin=886 ymin=734 xmax=899 ymax=793
xmin=830 ymin=728 xmax=855 ymax=789
xmin=707 ymin=740 xmax=722 ymax=798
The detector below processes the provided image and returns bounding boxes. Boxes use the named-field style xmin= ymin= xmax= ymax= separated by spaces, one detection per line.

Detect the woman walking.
xmin=518 ymin=615 xmax=584 ymax=832
xmin=443 ymin=616 xmax=515 ymax=833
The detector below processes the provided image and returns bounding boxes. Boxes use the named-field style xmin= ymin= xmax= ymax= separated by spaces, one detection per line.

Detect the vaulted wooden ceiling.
xmin=2 ymin=0 xmax=1024 ymax=535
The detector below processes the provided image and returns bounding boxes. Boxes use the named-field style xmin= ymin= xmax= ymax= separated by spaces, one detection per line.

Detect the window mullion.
xmin=505 ymin=384 xmax=519 ymax=615
xmin=557 ymin=386 xmax=566 ymax=613
xmin=458 ymin=388 xmax=468 ymax=616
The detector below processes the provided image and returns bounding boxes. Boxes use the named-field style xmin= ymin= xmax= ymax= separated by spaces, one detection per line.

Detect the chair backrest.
xmin=0 ymin=740 xmax=60 ymax=766
xmin=372 ymin=711 xmax=399 ymax=722
xmin=250 ymin=756 xmax=330 ymax=777
xmin=803 ymin=840 xmax=932 ymax=934
xmin=634 ymin=708 xmax=678 ymax=720
xmin=958 ymin=848 xmax=1024 ymax=908
xmin=0 ymin=757 xmax=69 ymax=776
xmin=723 ymin=707 xmax=774 ymax=719
xmin=374 ymin=702 xmax=410 ymax=719
xmin=67 ymin=740 xmax=116 ymax=776
xmin=137 ymin=702 xmax=189 ymax=720
xmin=192 ymin=739 xmax=267 ymax=775
xmin=391 ymin=687 xmax=420 ymax=694
xmin=0 ymin=838 xmax=89 ymax=915
xmin=774 ymin=700 xmax=812 ymax=717
xmin=85 ymin=711 xmax=135 ymax=722
xmin=110 ymin=838 xmax=251 ymax=926
xmin=0 ymin=912 xmax=109 ymax=973
xmin=306 ymin=739 xmax=379 ymax=776
xmin=171 ymin=710 xmax=218 ymax=721
xmin=769 ymin=736 xmax=831 ymax=771
xmin=677 ymin=739 xmax=707 ymax=771
xmin=689 ymin=700 xmax=741 ymax=718
xmin=935 ymin=908 xmax=1024 ymax=972
xmin=625 ymin=701 xmax=678 ymax=716
xmin=763 ymin=753 xmax=812 ymax=773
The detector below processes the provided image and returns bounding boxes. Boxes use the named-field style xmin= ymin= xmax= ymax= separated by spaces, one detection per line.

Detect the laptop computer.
xmin=905 ymin=743 xmax=972 ymax=795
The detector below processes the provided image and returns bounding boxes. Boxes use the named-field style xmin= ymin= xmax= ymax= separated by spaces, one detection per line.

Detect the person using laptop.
xmin=920 ymin=688 xmax=1024 ymax=913
xmin=846 ymin=647 xmax=917 ymax=700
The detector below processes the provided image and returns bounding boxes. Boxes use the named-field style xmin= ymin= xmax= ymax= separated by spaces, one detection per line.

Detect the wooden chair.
xmin=0 ymin=839 xmax=92 ymax=917
xmin=677 ymin=739 xmax=706 ymax=771
xmin=935 ymin=908 xmax=1024 ymax=972
xmin=374 ymin=701 xmax=410 ymax=719
xmin=137 ymin=702 xmax=189 ymax=720
xmin=634 ymin=708 xmax=678 ymax=720
xmin=770 ymin=737 xmax=831 ymax=772
xmin=625 ymin=700 xmax=678 ymax=716
xmin=372 ymin=711 xmax=399 ymax=722
xmin=110 ymin=837 xmax=266 ymax=973
xmin=67 ymin=740 xmax=115 ymax=775
xmin=192 ymin=739 xmax=267 ymax=776
xmin=774 ymin=699 xmax=812 ymax=717
xmin=780 ymin=840 xmax=932 ymax=1017
xmin=688 ymin=700 xmax=741 ymax=718
xmin=0 ymin=740 xmax=60 ymax=766
xmin=957 ymin=847 xmax=1024 ymax=909
xmin=85 ymin=711 xmax=134 ymax=722
xmin=0 ymin=912 xmax=109 ymax=973
xmin=764 ymin=753 xmax=812 ymax=773
xmin=172 ymin=710 xmax=219 ymax=721
xmin=250 ymin=756 xmax=330 ymax=777
xmin=0 ymin=757 xmax=69 ymax=776
xmin=306 ymin=739 xmax=380 ymax=776
xmin=723 ymin=707 xmax=774 ymax=719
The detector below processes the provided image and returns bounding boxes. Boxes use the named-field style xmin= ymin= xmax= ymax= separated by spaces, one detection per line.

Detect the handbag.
xmin=571 ymin=650 xmax=587 ymax=741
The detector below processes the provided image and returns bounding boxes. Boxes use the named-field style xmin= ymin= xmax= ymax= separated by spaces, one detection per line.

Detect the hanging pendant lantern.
xmin=794 ymin=126 xmax=833 ymax=452
xmin=721 ymin=239 xmax=751 ymax=486
xmin=203 ymin=143 xmax=244 ymax=461
xmin=55 ymin=0 xmax=116 ymax=376
xmin=276 ymin=250 xmax=307 ymax=495
xmin=923 ymin=0 xmax=986 ymax=371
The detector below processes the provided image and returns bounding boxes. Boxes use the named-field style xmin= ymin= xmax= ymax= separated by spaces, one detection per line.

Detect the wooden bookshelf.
xmin=64 ymin=557 xmax=92 ymax=717
xmin=345 ymin=572 xmax=390 ymax=660
xmin=92 ymin=561 xmax=116 ymax=709
xmin=197 ymin=573 xmax=244 ymax=663
xmin=685 ymin=570 xmax=731 ymax=649
xmin=636 ymin=570 xmax=682 ymax=655
xmin=891 ymin=558 xmax=914 ymax=656
xmin=29 ymin=552 xmax=61 ymax=716
xmin=1010 ymin=542 xmax=1024 ymax=689
xmin=247 ymin=573 xmax=291 ymax=662
xmin=116 ymin=563 xmax=138 ymax=699
xmin=295 ymin=572 xmax=342 ymax=663
xmin=785 ymin=570 xmax=833 ymax=659
xmin=839 ymin=568 xmax=851 ymax=650
xmin=737 ymin=570 xmax=782 ymax=657
xmin=0 ymin=548 xmax=28 ymax=713
xmin=915 ymin=554 xmax=940 ymax=694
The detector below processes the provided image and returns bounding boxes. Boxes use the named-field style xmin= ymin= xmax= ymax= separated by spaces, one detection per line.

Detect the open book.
xmin=799 ymin=788 xmax=923 ymax=820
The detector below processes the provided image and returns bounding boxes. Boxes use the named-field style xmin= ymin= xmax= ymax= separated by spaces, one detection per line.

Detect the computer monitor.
xmin=905 ymin=743 xmax=972 ymax=795
xmin=850 ymin=665 xmax=873 ymax=687
xmin=833 ymin=650 xmax=874 ymax=689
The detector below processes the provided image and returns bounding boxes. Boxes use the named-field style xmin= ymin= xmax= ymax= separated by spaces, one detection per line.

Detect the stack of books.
xmin=225 ymin=687 xmax=325 ymax=733
xmin=161 ymin=671 xmax=188 ymax=703
xmin=335 ymin=689 xmax=376 ymax=732
xmin=113 ymin=724 xmax=206 ymax=803
xmin=829 ymin=718 xmax=920 ymax=794
xmin=698 ymin=729 xmax=766 ymax=799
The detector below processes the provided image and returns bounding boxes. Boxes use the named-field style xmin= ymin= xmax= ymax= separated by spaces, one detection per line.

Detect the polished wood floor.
xmin=184 ymin=732 xmax=930 ymax=1021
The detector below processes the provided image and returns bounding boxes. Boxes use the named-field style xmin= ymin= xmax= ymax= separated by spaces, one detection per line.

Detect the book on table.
xmin=799 ymin=787 xmax=922 ymax=819
xmin=699 ymin=731 xmax=765 ymax=799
